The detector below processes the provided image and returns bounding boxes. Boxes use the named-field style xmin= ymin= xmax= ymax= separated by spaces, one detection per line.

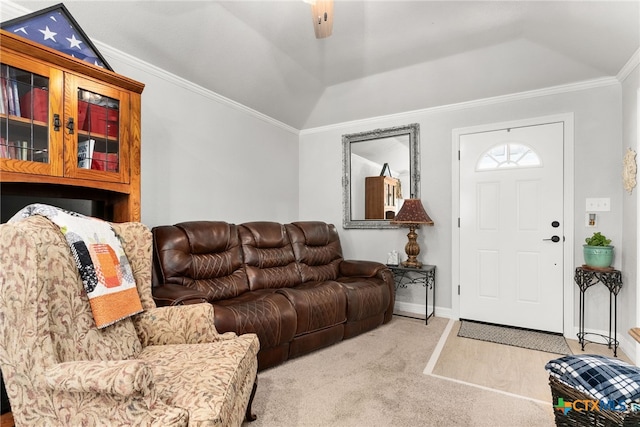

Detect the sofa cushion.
xmin=278 ymin=281 xmax=347 ymax=336
xmin=285 ymin=222 xmax=342 ymax=282
xmin=239 ymin=222 xmax=301 ymax=290
xmin=139 ymin=333 xmax=259 ymax=425
xmin=212 ymin=290 xmax=297 ymax=352
xmin=153 ymin=221 xmax=249 ymax=301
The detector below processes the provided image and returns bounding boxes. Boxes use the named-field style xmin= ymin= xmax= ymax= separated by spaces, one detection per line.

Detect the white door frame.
xmin=452 ymin=113 xmax=575 ymax=337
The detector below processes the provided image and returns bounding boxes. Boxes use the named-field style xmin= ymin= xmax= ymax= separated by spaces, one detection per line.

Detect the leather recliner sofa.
xmin=152 ymin=221 xmax=395 ymax=370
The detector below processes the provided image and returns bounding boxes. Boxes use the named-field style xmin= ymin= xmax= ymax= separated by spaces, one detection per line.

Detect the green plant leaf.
xmin=585 ymin=231 xmax=611 ymax=246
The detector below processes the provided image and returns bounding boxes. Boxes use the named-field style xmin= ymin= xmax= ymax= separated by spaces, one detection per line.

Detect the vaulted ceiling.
xmin=7 ymin=1 xmax=640 ymax=129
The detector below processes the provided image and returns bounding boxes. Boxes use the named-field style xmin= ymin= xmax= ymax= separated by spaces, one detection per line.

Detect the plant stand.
xmin=574 ymin=266 xmax=623 ymax=356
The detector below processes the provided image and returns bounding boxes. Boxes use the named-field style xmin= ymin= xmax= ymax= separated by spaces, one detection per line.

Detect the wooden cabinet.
xmin=0 ymin=30 xmax=144 ymax=222
xmin=365 ymin=176 xmax=399 ymax=219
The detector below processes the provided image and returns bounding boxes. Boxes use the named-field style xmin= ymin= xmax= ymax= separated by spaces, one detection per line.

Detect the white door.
xmin=459 ymin=122 xmax=564 ymax=333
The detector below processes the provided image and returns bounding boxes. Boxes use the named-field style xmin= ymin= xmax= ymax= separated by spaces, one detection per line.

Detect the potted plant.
xmin=583 ymin=232 xmax=614 ymax=269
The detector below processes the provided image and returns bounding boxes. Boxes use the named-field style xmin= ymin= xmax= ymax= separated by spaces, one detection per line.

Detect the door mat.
xmin=458 ymin=320 xmax=572 ymax=355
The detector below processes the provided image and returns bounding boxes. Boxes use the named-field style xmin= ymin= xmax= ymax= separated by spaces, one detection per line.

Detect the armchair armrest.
xmin=153 ymin=283 xmax=208 ymax=307
xmin=339 ymin=260 xmax=388 ymax=278
xmin=134 ymin=303 xmax=237 ymax=346
xmin=44 ymin=360 xmax=152 ymax=397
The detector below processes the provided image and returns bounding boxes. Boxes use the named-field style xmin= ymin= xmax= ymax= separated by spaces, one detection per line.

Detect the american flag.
xmin=3 ymin=6 xmax=109 ymax=69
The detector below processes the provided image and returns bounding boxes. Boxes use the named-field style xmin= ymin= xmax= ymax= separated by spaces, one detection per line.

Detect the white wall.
xmin=300 ymin=82 xmax=627 ymax=340
xmin=621 ymin=63 xmax=639 ymax=363
xmin=101 ymin=50 xmax=300 ymax=228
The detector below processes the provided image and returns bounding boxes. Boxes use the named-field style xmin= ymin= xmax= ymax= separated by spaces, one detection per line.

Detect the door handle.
xmin=66 ymin=117 xmax=74 ymax=135
xmin=543 ymin=235 xmax=561 ymax=242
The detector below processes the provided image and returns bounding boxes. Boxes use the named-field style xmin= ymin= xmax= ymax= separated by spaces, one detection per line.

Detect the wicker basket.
xmin=549 ymin=376 xmax=640 ymax=426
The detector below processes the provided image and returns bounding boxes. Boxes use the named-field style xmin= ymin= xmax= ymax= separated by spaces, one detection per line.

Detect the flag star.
xmin=39 ymin=26 xmax=57 ymax=42
xmin=13 ymin=26 xmax=28 ymax=35
xmin=67 ymin=34 xmax=83 ymax=49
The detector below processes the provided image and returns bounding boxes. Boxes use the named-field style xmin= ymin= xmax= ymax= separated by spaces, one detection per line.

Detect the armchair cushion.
xmin=44 ymin=360 xmax=152 ymax=396
xmin=140 ymin=335 xmax=259 ymax=426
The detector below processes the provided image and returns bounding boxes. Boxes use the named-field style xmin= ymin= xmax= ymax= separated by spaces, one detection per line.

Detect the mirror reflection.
xmin=342 ymin=123 xmax=420 ymax=229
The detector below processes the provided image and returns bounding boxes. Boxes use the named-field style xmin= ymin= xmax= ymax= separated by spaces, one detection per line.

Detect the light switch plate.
xmin=586 ymin=198 xmax=610 ymax=212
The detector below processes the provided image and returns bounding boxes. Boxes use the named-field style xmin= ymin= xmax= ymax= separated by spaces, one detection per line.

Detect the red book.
xmin=91 ymin=151 xmax=118 ymax=172
xmin=20 ymin=88 xmax=49 ymax=122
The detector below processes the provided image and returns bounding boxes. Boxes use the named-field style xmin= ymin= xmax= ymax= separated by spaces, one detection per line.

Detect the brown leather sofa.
xmin=152 ymin=221 xmax=395 ymax=370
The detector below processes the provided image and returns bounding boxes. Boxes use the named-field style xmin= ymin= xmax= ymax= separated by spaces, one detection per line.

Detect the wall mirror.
xmin=342 ymin=123 xmax=420 ymax=229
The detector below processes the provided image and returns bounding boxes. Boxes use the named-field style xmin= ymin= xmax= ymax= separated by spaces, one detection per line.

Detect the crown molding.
xmin=300 ymin=77 xmax=620 ymax=135
xmin=617 ymin=48 xmax=640 ymax=83
xmin=0 ymin=2 xmax=29 ymax=16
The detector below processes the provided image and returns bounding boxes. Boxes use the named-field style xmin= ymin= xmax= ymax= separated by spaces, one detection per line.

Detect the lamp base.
xmin=401 ymin=259 xmax=423 ymax=269
xmin=401 ymin=224 xmax=423 ymax=270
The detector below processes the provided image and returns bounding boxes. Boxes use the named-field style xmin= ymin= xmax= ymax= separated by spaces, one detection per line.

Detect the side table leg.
xmin=614 ymin=293 xmax=618 ymax=357
xmin=424 ymin=275 xmax=428 ymax=325
xmin=608 ymin=292 xmax=613 ymax=350
xmin=579 ymin=289 xmax=586 ymax=351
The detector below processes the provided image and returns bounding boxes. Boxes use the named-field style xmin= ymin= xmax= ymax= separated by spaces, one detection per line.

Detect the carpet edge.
xmin=423 ymin=318 xmax=455 ymax=375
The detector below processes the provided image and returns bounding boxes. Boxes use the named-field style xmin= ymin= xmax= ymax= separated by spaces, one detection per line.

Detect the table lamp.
xmin=391 ymin=199 xmax=434 ymax=268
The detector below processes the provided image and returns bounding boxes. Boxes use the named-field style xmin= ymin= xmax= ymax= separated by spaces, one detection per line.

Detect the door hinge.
xmin=458 ymin=217 xmax=460 ymax=228
xmin=458 ymin=150 xmax=461 ymax=160
xmin=458 ymin=285 xmax=460 ymax=295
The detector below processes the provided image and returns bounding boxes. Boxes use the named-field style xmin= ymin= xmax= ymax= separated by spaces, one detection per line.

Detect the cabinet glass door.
xmin=77 ymin=88 xmax=120 ymax=172
xmin=0 ymin=64 xmax=54 ymax=168
xmin=65 ymin=73 xmax=129 ymax=184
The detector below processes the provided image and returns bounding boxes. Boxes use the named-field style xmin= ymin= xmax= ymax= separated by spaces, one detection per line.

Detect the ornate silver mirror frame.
xmin=342 ymin=123 xmax=420 ymax=229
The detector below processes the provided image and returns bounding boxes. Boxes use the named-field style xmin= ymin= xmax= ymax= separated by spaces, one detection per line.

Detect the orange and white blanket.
xmin=10 ymin=204 xmax=143 ymax=328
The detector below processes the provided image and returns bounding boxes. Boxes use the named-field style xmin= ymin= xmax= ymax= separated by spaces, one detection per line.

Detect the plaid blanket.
xmin=546 ymin=354 xmax=640 ymax=404
xmin=10 ymin=204 xmax=143 ymax=329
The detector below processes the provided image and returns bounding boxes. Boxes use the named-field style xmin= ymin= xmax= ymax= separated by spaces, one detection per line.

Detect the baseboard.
xmin=393 ymin=301 xmax=453 ymax=320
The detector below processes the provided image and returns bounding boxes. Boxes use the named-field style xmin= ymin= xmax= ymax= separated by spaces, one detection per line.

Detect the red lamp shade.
xmin=392 ymin=199 xmax=434 ymax=226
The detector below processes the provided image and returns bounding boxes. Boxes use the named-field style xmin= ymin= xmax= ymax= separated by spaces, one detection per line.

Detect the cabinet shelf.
xmin=0 ymin=114 xmax=48 ymax=127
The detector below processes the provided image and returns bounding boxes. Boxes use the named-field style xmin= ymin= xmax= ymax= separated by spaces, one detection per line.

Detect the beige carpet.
xmin=243 ymin=316 xmax=554 ymax=427
xmin=427 ymin=320 xmax=561 ymax=403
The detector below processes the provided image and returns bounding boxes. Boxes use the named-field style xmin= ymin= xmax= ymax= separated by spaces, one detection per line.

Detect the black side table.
xmin=574 ymin=266 xmax=623 ymax=356
xmin=387 ymin=265 xmax=436 ymax=325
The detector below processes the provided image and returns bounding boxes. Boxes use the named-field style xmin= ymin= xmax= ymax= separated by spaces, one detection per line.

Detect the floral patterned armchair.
xmin=0 ymin=215 xmax=259 ymax=426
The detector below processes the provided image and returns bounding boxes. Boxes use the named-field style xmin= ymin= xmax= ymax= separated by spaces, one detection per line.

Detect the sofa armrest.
xmin=339 ymin=260 xmax=388 ymax=278
xmin=135 ymin=303 xmax=237 ymax=346
xmin=44 ymin=360 xmax=152 ymax=397
xmin=153 ymin=283 xmax=208 ymax=307
xmin=339 ymin=259 xmax=396 ymax=324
